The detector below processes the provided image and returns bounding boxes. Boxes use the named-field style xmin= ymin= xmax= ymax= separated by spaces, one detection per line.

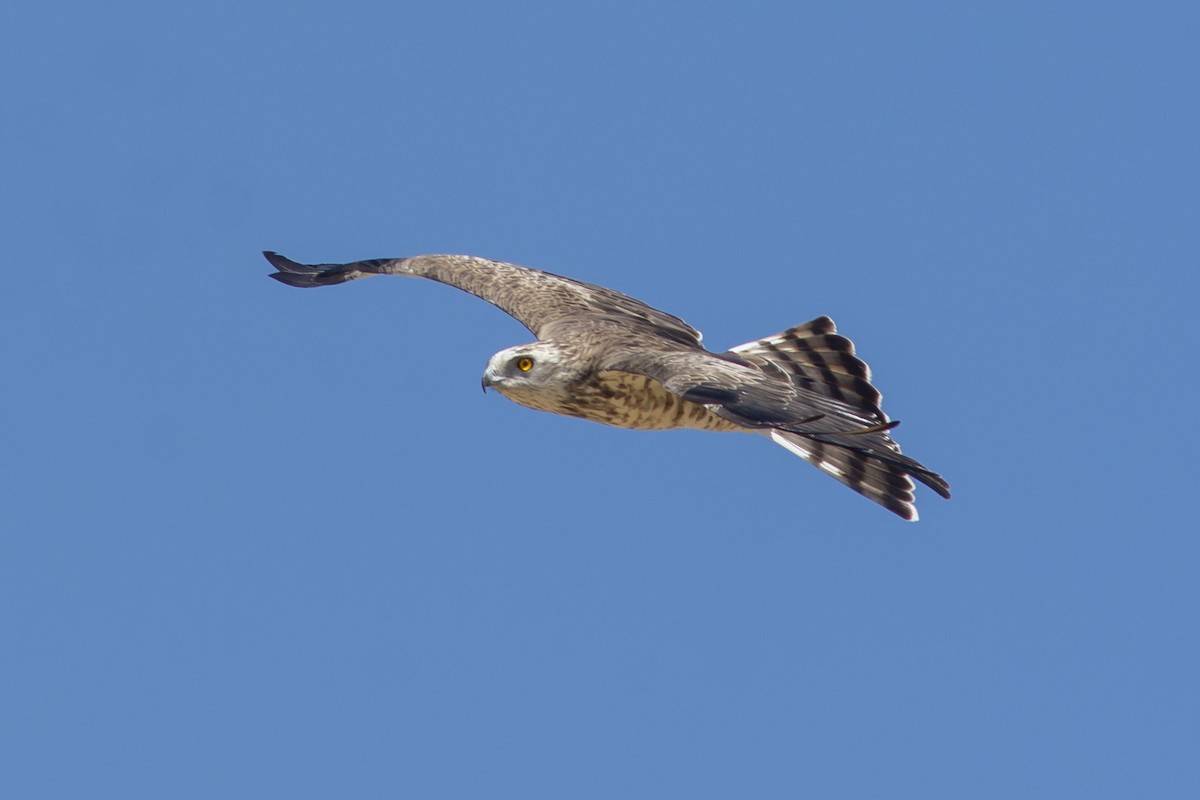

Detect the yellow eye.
xmin=517 ymin=357 xmax=534 ymax=372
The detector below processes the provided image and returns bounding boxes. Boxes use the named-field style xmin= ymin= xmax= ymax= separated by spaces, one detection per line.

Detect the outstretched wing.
xmin=263 ymin=251 xmax=702 ymax=346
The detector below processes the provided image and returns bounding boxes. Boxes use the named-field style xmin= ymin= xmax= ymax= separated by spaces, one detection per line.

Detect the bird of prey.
xmin=265 ymin=251 xmax=950 ymax=520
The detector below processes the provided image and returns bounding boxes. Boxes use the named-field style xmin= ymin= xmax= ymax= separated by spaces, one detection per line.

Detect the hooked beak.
xmin=481 ymin=361 xmax=504 ymax=394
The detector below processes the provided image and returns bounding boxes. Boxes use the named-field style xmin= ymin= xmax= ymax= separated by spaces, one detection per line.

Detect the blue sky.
xmin=2 ymin=1 xmax=1197 ymax=797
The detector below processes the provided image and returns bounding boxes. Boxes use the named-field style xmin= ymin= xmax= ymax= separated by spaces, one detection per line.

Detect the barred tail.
xmin=732 ymin=316 xmax=949 ymax=520
xmin=728 ymin=315 xmax=887 ymax=420
xmin=767 ymin=431 xmax=903 ymax=520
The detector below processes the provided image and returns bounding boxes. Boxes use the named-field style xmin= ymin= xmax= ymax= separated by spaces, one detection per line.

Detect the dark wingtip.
xmin=263 ymin=250 xmax=312 ymax=273
xmin=929 ymin=476 xmax=952 ymax=500
xmin=263 ymin=251 xmax=364 ymax=287
xmin=269 ymin=271 xmax=321 ymax=288
xmin=912 ymin=470 xmax=952 ymax=500
xmin=265 ymin=251 xmax=318 ymax=287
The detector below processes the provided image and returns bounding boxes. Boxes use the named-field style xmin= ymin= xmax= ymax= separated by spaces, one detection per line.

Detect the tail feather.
xmin=728 ymin=316 xmax=884 ymax=420
xmin=737 ymin=317 xmax=950 ymax=519
xmin=768 ymin=430 xmax=926 ymax=521
xmin=801 ymin=428 xmax=952 ymax=500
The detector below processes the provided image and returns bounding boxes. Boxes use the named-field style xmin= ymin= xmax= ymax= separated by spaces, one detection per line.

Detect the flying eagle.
xmin=265 ymin=251 xmax=950 ymax=520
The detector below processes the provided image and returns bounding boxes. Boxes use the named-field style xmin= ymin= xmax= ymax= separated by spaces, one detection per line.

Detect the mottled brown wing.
xmin=263 ymin=251 xmax=703 ymax=346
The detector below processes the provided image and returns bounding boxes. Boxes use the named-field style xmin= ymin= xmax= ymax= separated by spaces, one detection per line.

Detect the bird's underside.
xmin=265 ymin=250 xmax=951 ymax=521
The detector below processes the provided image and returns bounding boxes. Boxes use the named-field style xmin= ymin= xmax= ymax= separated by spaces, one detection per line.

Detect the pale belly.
xmin=496 ymin=370 xmax=744 ymax=432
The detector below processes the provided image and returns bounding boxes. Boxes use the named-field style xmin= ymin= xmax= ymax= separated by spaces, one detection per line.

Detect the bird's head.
xmin=481 ymin=341 xmax=584 ymax=394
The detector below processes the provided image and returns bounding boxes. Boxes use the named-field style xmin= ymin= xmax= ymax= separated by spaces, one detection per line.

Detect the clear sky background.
xmin=2 ymin=2 xmax=1197 ymax=797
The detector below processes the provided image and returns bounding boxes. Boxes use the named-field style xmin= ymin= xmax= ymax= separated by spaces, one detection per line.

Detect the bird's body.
xmin=265 ymin=251 xmax=950 ymax=520
xmin=498 ymin=369 xmax=743 ymax=432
